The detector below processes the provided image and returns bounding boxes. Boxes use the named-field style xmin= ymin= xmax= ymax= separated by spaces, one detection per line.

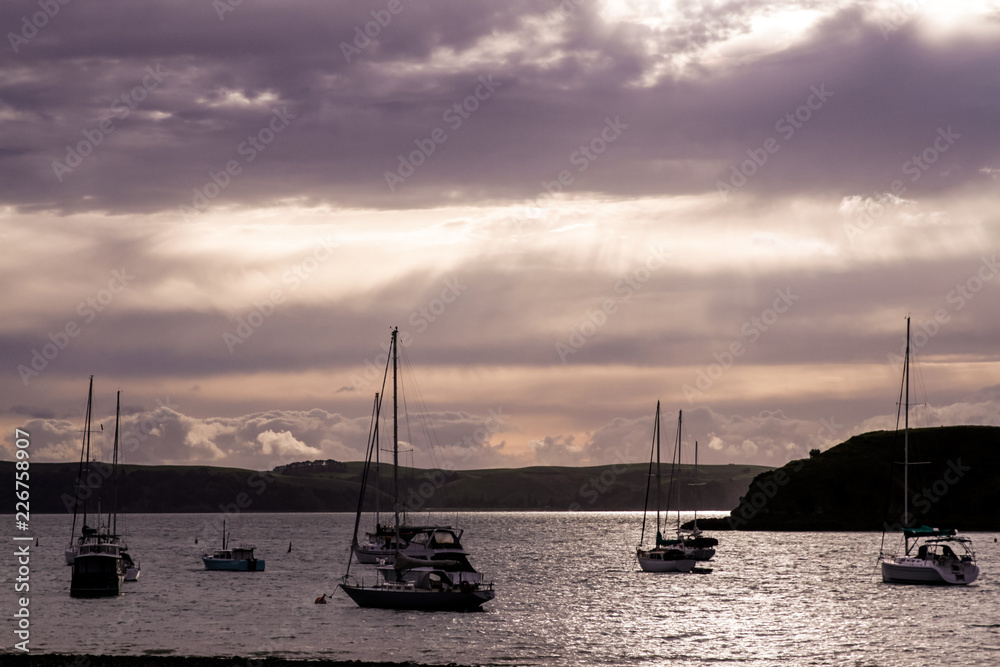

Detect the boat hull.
xmin=202 ymin=557 xmax=265 ymax=571
xmin=686 ymin=547 xmax=715 ymax=561
xmin=637 ymin=550 xmax=695 ymax=573
xmin=340 ymin=583 xmax=494 ymax=611
xmin=881 ymin=559 xmax=978 ymax=585
xmin=353 ymin=546 xmax=394 ymax=564
xmin=70 ymin=555 xmax=125 ymax=597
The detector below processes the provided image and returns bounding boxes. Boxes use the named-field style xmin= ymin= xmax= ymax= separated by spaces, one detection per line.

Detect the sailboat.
xmin=351 ymin=393 xmax=466 ymax=566
xmin=879 ymin=317 xmax=979 ymax=585
xmin=675 ymin=439 xmax=718 ymax=561
xmin=636 ymin=403 xmax=695 ymax=573
xmin=70 ymin=386 xmax=136 ymax=597
xmin=340 ymin=327 xmax=496 ymax=610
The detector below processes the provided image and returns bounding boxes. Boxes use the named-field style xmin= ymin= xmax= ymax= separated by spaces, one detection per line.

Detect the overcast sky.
xmin=2 ymin=0 xmax=998 ymax=472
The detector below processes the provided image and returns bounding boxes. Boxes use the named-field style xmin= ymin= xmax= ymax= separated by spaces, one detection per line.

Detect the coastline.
xmin=4 ymin=654 xmax=471 ymax=667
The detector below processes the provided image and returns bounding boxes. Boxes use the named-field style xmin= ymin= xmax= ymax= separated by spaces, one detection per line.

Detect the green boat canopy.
xmin=903 ymin=525 xmax=957 ymax=538
xmin=656 ymin=531 xmax=681 ymax=547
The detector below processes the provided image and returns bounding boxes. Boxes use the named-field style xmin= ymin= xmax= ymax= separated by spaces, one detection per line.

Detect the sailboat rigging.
xmin=70 ymin=385 xmax=138 ymax=597
xmin=340 ymin=327 xmax=495 ymax=610
xmin=878 ymin=317 xmax=979 ymax=585
xmin=636 ymin=403 xmax=695 ymax=573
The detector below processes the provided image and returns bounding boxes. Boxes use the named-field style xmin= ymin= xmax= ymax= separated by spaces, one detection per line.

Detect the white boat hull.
xmin=637 ymin=550 xmax=695 ymax=573
xmin=881 ymin=558 xmax=979 ymax=585
xmin=353 ymin=546 xmax=394 ymax=564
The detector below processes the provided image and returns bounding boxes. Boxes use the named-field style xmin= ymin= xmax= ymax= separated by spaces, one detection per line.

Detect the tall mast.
xmin=373 ymin=392 xmax=381 ymax=527
xmin=677 ymin=410 xmax=683 ymax=534
xmin=655 ymin=401 xmax=661 ymax=536
xmin=693 ymin=439 xmax=699 ymax=532
xmin=903 ymin=316 xmax=910 ymax=526
xmin=639 ymin=402 xmax=658 ymax=546
xmin=392 ymin=327 xmax=400 ymax=548
xmin=82 ymin=376 xmax=93 ymax=530
xmin=345 ymin=390 xmax=381 ymax=578
xmin=111 ymin=390 xmax=120 ymax=535
xmin=71 ymin=376 xmax=93 ymax=540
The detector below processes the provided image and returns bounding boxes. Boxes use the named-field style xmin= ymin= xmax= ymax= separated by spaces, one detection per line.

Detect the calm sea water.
xmin=3 ymin=512 xmax=999 ymax=666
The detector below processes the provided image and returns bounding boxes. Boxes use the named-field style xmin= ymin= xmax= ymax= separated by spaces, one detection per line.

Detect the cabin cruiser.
xmin=377 ymin=527 xmax=485 ymax=586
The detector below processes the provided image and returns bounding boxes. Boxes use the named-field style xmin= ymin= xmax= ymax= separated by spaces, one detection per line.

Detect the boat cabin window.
xmin=430 ymin=531 xmax=456 ymax=546
xmin=75 ymin=558 xmax=118 ymax=574
xmin=409 ymin=533 xmax=429 ymax=545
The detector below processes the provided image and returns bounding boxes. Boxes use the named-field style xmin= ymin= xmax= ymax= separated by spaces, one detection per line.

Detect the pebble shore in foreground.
xmin=4 ymin=654 xmax=471 ymax=667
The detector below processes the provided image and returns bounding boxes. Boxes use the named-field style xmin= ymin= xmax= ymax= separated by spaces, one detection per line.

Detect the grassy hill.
xmin=696 ymin=425 xmax=1000 ymax=531
xmin=1 ymin=459 xmax=768 ymax=514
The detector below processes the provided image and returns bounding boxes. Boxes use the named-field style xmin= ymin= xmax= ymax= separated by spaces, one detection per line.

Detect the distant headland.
xmin=691 ymin=425 xmax=1000 ymax=531
xmin=0 ymin=457 xmax=767 ymax=514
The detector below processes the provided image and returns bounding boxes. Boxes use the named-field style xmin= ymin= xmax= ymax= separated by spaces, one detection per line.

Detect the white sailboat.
xmin=340 ymin=327 xmax=496 ymax=610
xmin=636 ymin=403 xmax=695 ymax=573
xmin=879 ymin=317 xmax=979 ymax=585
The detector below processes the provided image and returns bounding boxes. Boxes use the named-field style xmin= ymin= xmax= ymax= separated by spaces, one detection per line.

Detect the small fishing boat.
xmin=202 ymin=521 xmax=265 ymax=571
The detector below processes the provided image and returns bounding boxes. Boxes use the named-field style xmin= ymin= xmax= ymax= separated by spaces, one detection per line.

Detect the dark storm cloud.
xmin=3 ymin=2 xmax=1000 ymax=215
